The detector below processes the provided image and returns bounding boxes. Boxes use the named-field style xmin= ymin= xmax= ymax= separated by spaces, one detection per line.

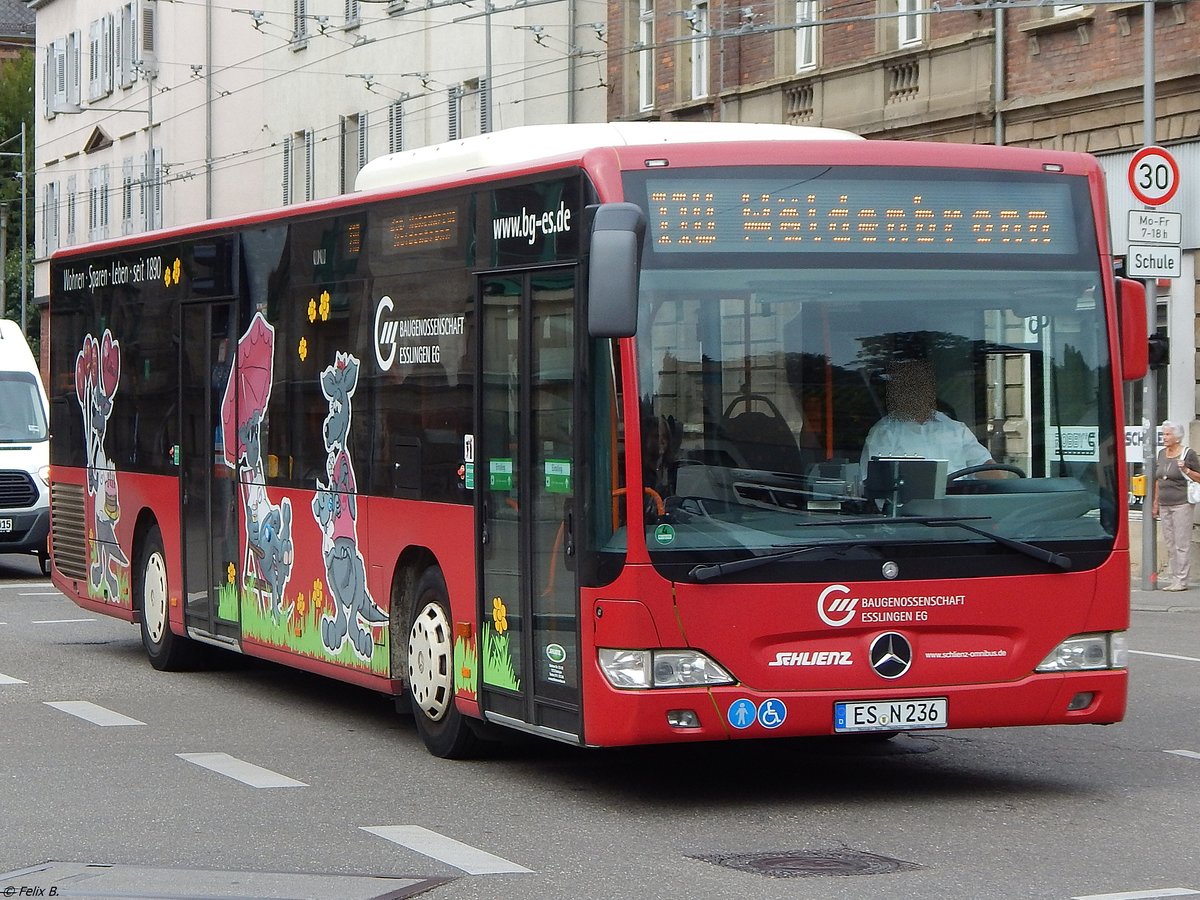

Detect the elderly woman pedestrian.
xmin=1152 ymin=420 xmax=1200 ymax=591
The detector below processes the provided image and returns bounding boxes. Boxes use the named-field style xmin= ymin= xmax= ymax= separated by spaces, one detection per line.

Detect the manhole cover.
xmin=691 ymin=848 xmax=924 ymax=878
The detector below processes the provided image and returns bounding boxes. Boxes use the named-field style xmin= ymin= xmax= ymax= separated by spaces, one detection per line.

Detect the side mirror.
xmin=1117 ymin=277 xmax=1148 ymax=382
xmin=586 ymin=203 xmax=646 ymax=338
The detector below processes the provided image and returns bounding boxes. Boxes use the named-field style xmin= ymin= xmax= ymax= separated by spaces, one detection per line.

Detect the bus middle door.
xmin=179 ymin=300 xmax=241 ymax=646
xmin=477 ymin=268 xmax=582 ymax=742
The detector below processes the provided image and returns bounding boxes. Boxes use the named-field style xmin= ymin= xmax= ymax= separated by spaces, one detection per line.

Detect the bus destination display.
xmin=646 ymin=174 xmax=1079 ymax=254
xmin=386 ymin=207 xmax=458 ymax=251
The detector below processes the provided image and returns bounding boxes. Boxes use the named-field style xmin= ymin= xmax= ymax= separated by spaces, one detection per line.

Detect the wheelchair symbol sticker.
xmin=757 ymin=698 xmax=787 ymax=729
xmin=727 ymin=698 xmax=757 ymax=730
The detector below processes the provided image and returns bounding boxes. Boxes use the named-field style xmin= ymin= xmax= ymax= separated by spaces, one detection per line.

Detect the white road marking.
xmin=20 ymin=591 xmax=63 ymax=597
xmin=1130 ymin=650 xmax=1200 ymax=664
xmin=1165 ymin=750 xmax=1200 ymax=761
xmin=177 ymin=752 xmax=307 ymax=788
xmin=45 ymin=700 xmax=145 ymax=726
xmin=1072 ymin=890 xmax=1200 ymax=899
xmin=31 ymin=618 xmax=95 ymax=624
xmin=361 ymin=825 xmax=532 ymax=875
xmin=0 ymin=672 xmax=27 ymax=685
xmin=0 ymin=581 xmax=55 ymax=589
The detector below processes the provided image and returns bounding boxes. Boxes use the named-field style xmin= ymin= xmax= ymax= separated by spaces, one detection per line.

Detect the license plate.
xmin=834 ymin=697 xmax=948 ymax=733
xmin=0 ymin=518 xmax=11 ymax=533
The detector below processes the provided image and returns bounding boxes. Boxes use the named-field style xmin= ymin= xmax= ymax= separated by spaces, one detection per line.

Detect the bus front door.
xmin=179 ymin=301 xmax=241 ymax=645
xmin=478 ymin=269 xmax=582 ymax=742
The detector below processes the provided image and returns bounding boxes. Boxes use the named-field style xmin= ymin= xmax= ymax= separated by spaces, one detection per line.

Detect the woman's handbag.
xmin=1184 ymin=446 xmax=1200 ymax=504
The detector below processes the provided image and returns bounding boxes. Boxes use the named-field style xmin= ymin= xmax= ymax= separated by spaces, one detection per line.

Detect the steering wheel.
xmin=946 ymin=463 xmax=1027 ymax=481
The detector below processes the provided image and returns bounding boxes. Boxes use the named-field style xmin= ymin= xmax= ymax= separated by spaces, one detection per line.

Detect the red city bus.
xmin=48 ymin=123 xmax=1148 ymax=758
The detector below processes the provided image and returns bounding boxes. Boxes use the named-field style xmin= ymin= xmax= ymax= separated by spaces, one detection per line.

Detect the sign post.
xmin=1127 ymin=141 xmax=1179 ymax=589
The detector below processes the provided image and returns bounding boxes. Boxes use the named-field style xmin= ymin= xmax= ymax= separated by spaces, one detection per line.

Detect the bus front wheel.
xmin=406 ymin=567 xmax=482 ymax=759
xmin=136 ymin=525 xmax=197 ymax=671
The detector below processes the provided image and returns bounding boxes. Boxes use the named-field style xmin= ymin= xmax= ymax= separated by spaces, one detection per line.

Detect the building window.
xmin=796 ymin=0 xmax=818 ymax=71
xmin=88 ymin=165 xmax=110 ymax=241
xmin=66 ymin=175 xmax=77 ymax=245
xmin=340 ymin=112 xmax=368 ymax=193
xmin=87 ymin=15 xmax=114 ymax=102
xmin=690 ymin=1 xmax=709 ymax=99
xmin=283 ymin=131 xmax=314 ymax=203
xmin=41 ymin=181 xmax=60 ymax=257
xmin=638 ymin=0 xmax=655 ymax=111
xmin=116 ymin=3 xmax=138 ymax=88
xmin=140 ymin=148 xmax=162 ymax=230
xmin=121 ymin=157 xmax=135 ymax=234
xmin=897 ymin=0 xmax=923 ymax=47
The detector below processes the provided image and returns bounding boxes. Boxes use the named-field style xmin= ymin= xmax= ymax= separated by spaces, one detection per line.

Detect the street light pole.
xmin=19 ymin=121 xmax=27 ymax=336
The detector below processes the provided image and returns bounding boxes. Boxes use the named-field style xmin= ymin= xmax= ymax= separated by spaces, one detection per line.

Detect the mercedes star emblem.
xmin=869 ymin=632 xmax=913 ymax=679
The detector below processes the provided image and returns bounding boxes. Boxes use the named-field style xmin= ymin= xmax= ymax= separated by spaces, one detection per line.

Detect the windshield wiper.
xmin=824 ymin=514 xmax=1070 ymax=570
xmin=688 ymin=541 xmax=871 ymax=582
xmin=916 ymin=516 xmax=1072 ymax=570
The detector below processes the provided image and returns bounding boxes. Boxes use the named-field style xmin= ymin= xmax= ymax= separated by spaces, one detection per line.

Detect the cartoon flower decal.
xmin=308 ymin=299 xmax=317 ymax=323
xmin=296 ymin=592 xmax=307 ymax=617
xmin=319 ymin=291 xmax=331 ymax=321
xmin=227 ymin=562 xmax=236 ymax=584
xmin=172 ymin=258 xmax=181 ymax=283
xmin=492 ymin=596 xmax=508 ymax=634
xmin=298 ymin=337 xmax=308 ymax=361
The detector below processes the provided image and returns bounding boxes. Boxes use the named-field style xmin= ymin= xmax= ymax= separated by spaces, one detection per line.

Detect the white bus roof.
xmin=354 ymin=122 xmax=863 ymax=193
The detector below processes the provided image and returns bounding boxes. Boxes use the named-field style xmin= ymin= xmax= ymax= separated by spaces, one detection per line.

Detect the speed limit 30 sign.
xmin=1128 ymin=146 xmax=1180 ymax=206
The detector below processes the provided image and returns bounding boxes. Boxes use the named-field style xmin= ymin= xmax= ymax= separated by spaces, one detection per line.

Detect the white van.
xmin=0 ymin=320 xmax=50 ymax=572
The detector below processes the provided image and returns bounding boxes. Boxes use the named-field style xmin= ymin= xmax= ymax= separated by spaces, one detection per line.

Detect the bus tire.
xmin=136 ymin=525 xmax=197 ymax=671
xmin=407 ymin=567 xmax=481 ymax=759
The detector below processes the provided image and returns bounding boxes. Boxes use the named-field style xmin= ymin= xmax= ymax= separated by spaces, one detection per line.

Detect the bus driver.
xmin=860 ymin=358 xmax=995 ymax=477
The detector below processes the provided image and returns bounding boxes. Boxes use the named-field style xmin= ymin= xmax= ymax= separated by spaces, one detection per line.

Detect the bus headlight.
xmin=598 ymin=648 xmax=735 ymax=689
xmin=1035 ymin=633 xmax=1126 ymax=672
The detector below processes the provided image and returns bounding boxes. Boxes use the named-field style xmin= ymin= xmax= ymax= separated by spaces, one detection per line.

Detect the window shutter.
xmin=389 ymin=101 xmax=404 ymax=153
xmin=448 ymin=87 xmax=460 ymax=141
xmin=66 ymin=175 xmax=77 ymax=245
xmin=150 ymin=148 xmax=163 ymax=230
xmin=304 ymin=129 xmax=315 ymax=201
xmin=282 ymin=136 xmax=293 ymax=205
xmin=479 ymin=77 xmax=490 ymax=134
xmin=358 ymin=110 xmax=368 ymax=170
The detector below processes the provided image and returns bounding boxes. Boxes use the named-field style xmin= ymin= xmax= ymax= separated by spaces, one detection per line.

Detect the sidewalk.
xmin=1127 ymin=507 xmax=1200 ymax=611
xmin=1131 ymin=584 xmax=1200 ymax=613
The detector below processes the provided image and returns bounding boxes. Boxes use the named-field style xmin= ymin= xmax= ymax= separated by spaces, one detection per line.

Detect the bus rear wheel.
xmin=406 ymin=567 xmax=481 ymax=759
xmin=137 ymin=525 xmax=197 ymax=671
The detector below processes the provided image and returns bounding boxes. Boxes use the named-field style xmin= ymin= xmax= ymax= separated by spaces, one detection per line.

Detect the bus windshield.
xmin=626 ymin=165 xmax=1115 ymax=577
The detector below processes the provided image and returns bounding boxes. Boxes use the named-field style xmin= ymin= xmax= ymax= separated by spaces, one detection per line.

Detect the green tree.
xmin=0 ymin=51 xmax=35 ymax=333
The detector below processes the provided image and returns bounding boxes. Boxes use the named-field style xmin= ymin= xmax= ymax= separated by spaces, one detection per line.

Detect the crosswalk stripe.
xmin=177 ymin=752 xmax=307 ymax=788
xmin=0 ymin=672 xmax=27 ymax=685
xmin=1130 ymin=650 xmax=1200 ymax=664
xmin=1165 ymin=749 xmax=1200 ymax=761
xmin=45 ymin=700 xmax=145 ymax=726
xmin=361 ymin=825 xmax=532 ymax=875
xmin=1072 ymin=890 xmax=1200 ymax=899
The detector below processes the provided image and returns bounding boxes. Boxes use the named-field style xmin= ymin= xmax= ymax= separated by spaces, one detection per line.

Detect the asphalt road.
xmin=2 ymin=553 xmax=1199 ymax=900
